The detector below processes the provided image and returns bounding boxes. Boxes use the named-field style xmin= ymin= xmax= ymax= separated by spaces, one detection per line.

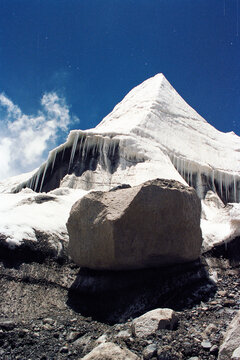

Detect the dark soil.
xmin=0 ymin=239 xmax=239 ymax=360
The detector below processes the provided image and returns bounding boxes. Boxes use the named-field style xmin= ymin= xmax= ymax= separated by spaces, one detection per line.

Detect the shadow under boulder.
xmin=67 ymin=259 xmax=216 ymax=324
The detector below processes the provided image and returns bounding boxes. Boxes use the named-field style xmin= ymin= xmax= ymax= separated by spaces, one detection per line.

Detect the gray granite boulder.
xmin=67 ymin=178 xmax=202 ymax=270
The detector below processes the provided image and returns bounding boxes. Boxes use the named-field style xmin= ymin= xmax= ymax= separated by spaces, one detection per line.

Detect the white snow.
xmin=201 ymin=191 xmax=240 ymax=251
xmin=0 ymin=187 xmax=87 ymax=247
xmin=0 ymin=73 xmax=239 ymax=250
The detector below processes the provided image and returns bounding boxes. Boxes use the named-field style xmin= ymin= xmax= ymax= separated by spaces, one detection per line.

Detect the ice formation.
xmin=9 ymin=74 xmax=240 ymax=204
xmin=0 ymin=73 xmax=240 ymax=249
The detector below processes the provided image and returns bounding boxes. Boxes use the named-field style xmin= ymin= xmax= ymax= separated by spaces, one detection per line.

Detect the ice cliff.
xmin=0 ymin=73 xmax=240 ymax=250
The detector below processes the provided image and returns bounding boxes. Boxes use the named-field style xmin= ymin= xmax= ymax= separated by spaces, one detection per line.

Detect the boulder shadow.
xmin=67 ymin=259 xmax=216 ymax=324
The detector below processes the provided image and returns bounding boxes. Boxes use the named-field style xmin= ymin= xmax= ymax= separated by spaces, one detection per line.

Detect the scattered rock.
xmin=60 ymin=346 xmax=68 ymax=353
xmin=132 ymin=308 xmax=178 ymax=338
xmin=67 ymin=179 xmax=202 ymax=270
xmin=95 ymin=334 xmax=108 ymax=345
xmin=157 ymin=345 xmax=181 ymax=359
xmin=73 ymin=333 xmax=92 ymax=351
xmin=201 ymin=340 xmax=212 ymax=349
xmin=232 ymin=346 xmax=240 ymax=359
xmin=203 ymin=323 xmax=218 ymax=338
xmin=81 ymin=342 xmax=140 ymax=359
xmin=115 ymin=329 xmax=131 ymax=339
xmin=43 ymin=318 xmax=55 ymax=325
xmin=142 ymin=343 xmax=157 ymax=359
xmin=218 ymin=310 xmax=240 ymax=360
xmin=210 ymin=344 xmax=219 ymax=354
xmin=67 ymin=331 xmax=81 ymax=342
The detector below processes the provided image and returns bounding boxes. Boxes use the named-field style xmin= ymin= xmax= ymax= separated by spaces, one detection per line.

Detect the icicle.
xmin=34 ymin=170 xmax=41 ymax=192
xmin=81 ymin=137 xmax=87 ymax=159
xmin=218 ymin=172 xmax=223 ymax=198
xmin=187 ymin=161 xmax=190 ymax=184
xmin=78 ymin=135 xmax=84 ymax=157
xmin=84 ymin=136 xmax=91 ymax=159
xmin=103 ymin=138 xmax=110 ymax=169
xmin=61 ymin=145 xmax=66 ymax=161
xmin=29 ymin=175 xmax=35 ymax=190
xmin=176 ymin=157 xmax=179 ymax=172
xmin=211 ymin=170 xmax=215 ymax=193
xmin=224 ymin=173 xmax=229 ymax=201
xmin=68 ymin=132 xmax=79 ymax=171
xmin=39 ymin=161 xmax=49 ymax=192
xmin=51 ymin=150 xmax=57 ymax=173
xmin=233 ymin=175 xmax=237 ymax=202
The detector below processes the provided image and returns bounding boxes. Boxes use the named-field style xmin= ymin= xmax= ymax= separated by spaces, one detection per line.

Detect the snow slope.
xmin=0 ymin=74 xmax=239 ymax=250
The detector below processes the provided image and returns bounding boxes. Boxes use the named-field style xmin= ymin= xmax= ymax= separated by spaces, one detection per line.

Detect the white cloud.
xmin=0 ymin=92 xmax=77 ymax=180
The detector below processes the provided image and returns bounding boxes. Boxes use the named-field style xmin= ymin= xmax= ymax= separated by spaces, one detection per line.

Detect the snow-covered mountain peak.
xmin=96 ymin=73 xmax=204 ymax=134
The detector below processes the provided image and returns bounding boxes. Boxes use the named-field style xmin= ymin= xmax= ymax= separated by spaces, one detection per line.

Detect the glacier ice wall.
xmin=11 ymin=73 xmax=240 ymax=204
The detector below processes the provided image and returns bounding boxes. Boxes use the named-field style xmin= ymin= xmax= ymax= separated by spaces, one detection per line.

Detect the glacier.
xmin=0 ymin=73 xmax=239 ymax=251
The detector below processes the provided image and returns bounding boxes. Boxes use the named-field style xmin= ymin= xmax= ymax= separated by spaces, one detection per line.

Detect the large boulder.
xmin=67 ymin=179 xmax=202 ymax=270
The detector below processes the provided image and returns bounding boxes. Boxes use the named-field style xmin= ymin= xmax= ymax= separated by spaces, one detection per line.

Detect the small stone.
xmin=210 ymin=345 xmax=218 ymax=354
xmin=218 ymin=290 xmax=227 ymax=297
xmin=209 ymin=301 xmax=218 ymax=305
xmin=95 ymin=334 xmax=108 ymax=344
xmin=223 ymin=299 xmax=236 ymax=307
xmin=143 ymin=343 xmax=157 ymax=359
xmin=187 ymin=357 xmax=199 ymax=360
xmin=132 ymin=308 xmax=178 ymax=338
xmin=203 ymin=323 xmax=218 ymax=338
xmin=67 ymin=331 xmax=80 ymax=342
xmin=60 ymin=346 xmax=68 ymax=353
xmin=70 ymin=318 xmax=77 ymax=323
xmin=115 ymin=330 xmax=131 ymax=339
xmin=201 ymin=340 xmax=212 ymax=349
xmin=32 ymin=332 xmax=40 ymax=338
xmin=81 ymin=342 xmax=140 ymax=360
xmin=42 ymin=324 xmax=52 ymax=331
xmin=43 ymin=318 xmax=55 ymax=325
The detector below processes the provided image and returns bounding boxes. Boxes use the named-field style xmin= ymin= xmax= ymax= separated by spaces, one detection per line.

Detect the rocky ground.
xmin=0 ymin=237 xmax=239 ymax=360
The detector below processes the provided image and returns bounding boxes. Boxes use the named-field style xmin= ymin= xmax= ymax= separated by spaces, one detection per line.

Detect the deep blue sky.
xmin=0 ymin=0 xmax=239 ymax=135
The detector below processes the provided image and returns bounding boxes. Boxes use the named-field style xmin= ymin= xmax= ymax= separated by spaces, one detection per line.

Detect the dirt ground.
xmin=0 ymin=238 xmax=239 ymax=360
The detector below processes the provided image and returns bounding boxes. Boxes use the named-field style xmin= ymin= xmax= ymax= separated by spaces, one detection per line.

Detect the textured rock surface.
xmin=81 ymin=342 xmax=140 ymax=360
xmin=218 ymin=310 xmax=240 ymax=360
xmin=232 ymin=346 xmax=240 ymax=359
xmin=67 ymin=178 xmax=202 ymax=270
xmin=132 ymin=308 xmax=178 ymax=338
